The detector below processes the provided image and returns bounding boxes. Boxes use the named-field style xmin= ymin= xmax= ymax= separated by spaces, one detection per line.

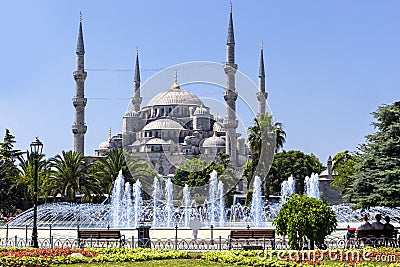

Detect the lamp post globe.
xmin=30 ymin=137 xmax=43 ymax=248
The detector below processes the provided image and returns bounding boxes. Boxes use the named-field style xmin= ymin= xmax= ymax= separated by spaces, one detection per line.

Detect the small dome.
xmin=194 ymin=106 xmax=209 ymax=115
xmin=142 ymin=118 xmax=184 ymax=131
xmin=214 ymin=114 xmax=223 ymax=122
xmin=202 ymin=136 xmax=226 ymax=147
xmin=98 ymin=140 xmax=110 ymax=149
xmin=213 ymin=122 xmax=225 ymax=132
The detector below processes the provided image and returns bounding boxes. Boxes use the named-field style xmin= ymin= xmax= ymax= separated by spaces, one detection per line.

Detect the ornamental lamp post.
xmin=30 ymin=137 xmax=43 ymax=248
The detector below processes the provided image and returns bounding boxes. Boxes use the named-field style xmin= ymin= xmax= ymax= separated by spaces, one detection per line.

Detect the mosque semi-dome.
xmin=142 ymin=118 xmax=184 ymax=131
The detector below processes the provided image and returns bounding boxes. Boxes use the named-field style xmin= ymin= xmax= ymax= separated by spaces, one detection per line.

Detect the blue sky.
xmin=0 ymin=1 xmax=399 ymax=164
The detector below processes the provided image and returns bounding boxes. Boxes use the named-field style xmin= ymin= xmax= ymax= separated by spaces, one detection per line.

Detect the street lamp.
xmin=30 ymin=137 xmax=43 ymax=248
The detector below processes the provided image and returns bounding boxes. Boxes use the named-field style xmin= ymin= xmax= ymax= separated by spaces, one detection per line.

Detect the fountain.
xmin=165 ymin=178 xmax=174 ymax=227
xmin=132 ymin=180 xmax=143 ymax=228
xmin=249 ymin=176 xmax=264 ymax=227
xmin=182 ymin=184 xmax=191 ymax=227
xmin=110 ymin=170 xmax=125 ymax=227
xmin=281 ymin=175 xmax=296 ymax=203
xmin=207 ymin=170 xmax=218 ymax=226
xmin=6 ymin=170 xmax=400 ymax=229
xmin=305 ymin=173 xmax=320 ymax=199
xmin=122 ymin=182 xmax=133 ymax=228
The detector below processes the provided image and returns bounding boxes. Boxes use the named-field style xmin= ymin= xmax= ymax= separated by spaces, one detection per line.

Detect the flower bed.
xmin=0 ymin=247 xmax=188 ymax=266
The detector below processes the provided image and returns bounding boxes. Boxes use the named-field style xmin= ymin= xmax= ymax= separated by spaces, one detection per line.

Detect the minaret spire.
xmin=257 ymin=42 xmax=267 ymax=117
xmin=226 ymin=3 xmax=235 ymax=64
xmin=132 ymin=47 xmax=142 ymax=112
xmin=76 ymin=12 xmax=85 ymax=55
xmin=224 ymin=3 xmax=238 ymax=166
xmin=72 ymin=12 xmax=88 ymax=155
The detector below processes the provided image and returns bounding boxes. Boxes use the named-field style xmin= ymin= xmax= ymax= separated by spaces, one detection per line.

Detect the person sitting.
xmin=371 ymin=214 xmax=385 ymax=229
xmin=383 ymin=215 xmax=395 ymax=230
xmin=357 ymin=214 xmax=373 ymax=230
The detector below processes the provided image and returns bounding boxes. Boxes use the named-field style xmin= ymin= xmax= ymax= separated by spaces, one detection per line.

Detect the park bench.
xmin=228 ymin=229 xmax=275 ymax=250
xmin=77 ymin=230 xmax=125 ymax=247
xmin=354 ymin=229 xmax=398 ymax=247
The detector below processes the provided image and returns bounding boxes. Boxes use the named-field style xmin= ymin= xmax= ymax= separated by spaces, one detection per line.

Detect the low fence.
xmin=0 ymin=225 xmax=398 ymax=250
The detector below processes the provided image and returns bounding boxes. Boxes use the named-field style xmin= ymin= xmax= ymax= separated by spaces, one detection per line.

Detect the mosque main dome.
xmin=146 ymin=88 xmax=203 ymax=107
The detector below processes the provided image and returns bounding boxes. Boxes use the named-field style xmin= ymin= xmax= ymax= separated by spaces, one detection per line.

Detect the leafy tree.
xmin=268 ymin=150 xmax=325 ymax=195
xmin=0 ymin=129 xmax=24 ymax=215
xmin=274 ymin=194 xmax=337 ymax=250
xmin=245 ymin=113 xmax=284 ymax=197
xmin=48 ymin=150 xmax=100 ymax=202
xmin=331 ymin=150 xmax=357 ymax=194
xmin=173 ymin=153 xmax=239 ymax=203
xmin=347 ymin=102 xmax=400 ymax=209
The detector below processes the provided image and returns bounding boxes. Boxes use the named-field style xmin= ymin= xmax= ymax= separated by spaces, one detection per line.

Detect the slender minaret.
xmin=72 ymin=13 xmax=87 ymax=155
xmin=223 ymin=4 xmax=238 ymax=166
xmin=132 ymin=48 xmax=142 ymax=112
xmin=257 ymin=42 xmax=268 ymax=117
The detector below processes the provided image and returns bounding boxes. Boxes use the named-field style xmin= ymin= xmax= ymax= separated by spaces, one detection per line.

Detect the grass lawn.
xmin=59 ymin=259 xmax=236 ymax=267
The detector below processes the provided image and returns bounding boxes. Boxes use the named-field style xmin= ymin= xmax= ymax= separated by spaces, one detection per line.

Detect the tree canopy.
xmin=274 ymin=194 xmax=337 ymax=250
xmin=331 ymin=150 xmax=357 ymax=194
xmin=346 ymin=101 xmax=400 ymax=209
xmin=268 ymin=150 xmax=325 ymax=195
xmin=244 ymin=113 xmax=285 ymax=197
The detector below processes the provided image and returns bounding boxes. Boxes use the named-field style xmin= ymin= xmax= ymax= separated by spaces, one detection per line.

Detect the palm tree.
xmin=245 ymin=113 xmax=286 ymax=197
xmin=95 ymin=148 xmax=127 ymax=196
xmin=15 ymin=151 xmax=50 ymax=204
xmin=49 ymin=150 xmax=100 ymax=202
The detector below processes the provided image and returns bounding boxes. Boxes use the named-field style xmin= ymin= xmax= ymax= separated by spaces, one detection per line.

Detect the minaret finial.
xmin=76 ymin=12 xmax=85 ymax=55
xmin=174 ymin=70 xmax=178 ymax=84
xmin=171 ymin=70 xmax=180 ymax=90
xmin=108 ymin=127 xmax=112 ymax=140
xmin=230 ymin=2 xmax=232 ymax=13
xmin=260 ymin=41 xmax=263 ymax=50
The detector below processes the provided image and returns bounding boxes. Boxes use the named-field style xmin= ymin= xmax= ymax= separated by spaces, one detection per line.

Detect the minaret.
xmin=223 ymin=4 xmax=238 ymax=166
xmin=257 ymin=42 xmax=267 ymax=117
xmin=72 ymin=13 xmax=87 ymax=155
xmin=327 ymin=156 xmax=333 ymax=179
xmin=132 ymin=48 xmax=142 ymax=112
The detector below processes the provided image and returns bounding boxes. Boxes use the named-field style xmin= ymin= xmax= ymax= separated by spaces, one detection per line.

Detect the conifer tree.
xmin=347 ymin=102 xmax=400 ymax=208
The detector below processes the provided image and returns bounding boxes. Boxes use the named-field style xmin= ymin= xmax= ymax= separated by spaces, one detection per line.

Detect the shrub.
xmin=273 ymin=194 xmax=337 ymax=250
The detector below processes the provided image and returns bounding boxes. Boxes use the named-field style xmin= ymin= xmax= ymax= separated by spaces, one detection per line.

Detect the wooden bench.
xmin=77 ymin=230 xmax=125 ymax=247
xmin=355 ymin=229 xmax=398 ymax=247
xmin=228 ymin=229 xmax=275 ymax=250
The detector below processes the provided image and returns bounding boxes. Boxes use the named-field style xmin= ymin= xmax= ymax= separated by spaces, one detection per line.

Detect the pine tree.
xmin=347 ymin=102 xmax=400 ymax=208
xmin=0 ymin=129 xmax=24 ymax=215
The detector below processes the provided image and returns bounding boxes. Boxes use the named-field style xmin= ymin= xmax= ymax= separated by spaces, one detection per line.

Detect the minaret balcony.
xmin=73 ymin=71 xmax=87 ymax=80
xmin=223 ymin=119 xmax=238 ymax=129
xmin=256 ymin=91 xmax=268 ymax=101
xmin=223 ymin=90 xmax=238 ymax=102
xmin=72 ymin=124 xmax=87 ymax=134
xmin=223 ymin=63 xmax=238 ymax=74
xmin=72 ymin=97 xmax=87 ymax=107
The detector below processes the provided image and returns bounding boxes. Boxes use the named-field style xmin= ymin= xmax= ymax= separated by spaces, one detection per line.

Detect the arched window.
xmin=158 ymin=166 xmax=164 ymax=175
xmin=169 ymin=166 xmax=176 ymax=174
